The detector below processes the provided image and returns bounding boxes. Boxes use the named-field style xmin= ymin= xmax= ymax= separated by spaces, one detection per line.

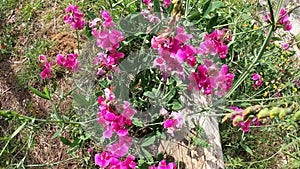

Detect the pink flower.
xmin=95 ymin=151 xmax=112 ymax=167
xmin=252 ymin=73 xmax=263 ymax=89
xmin=296 ymin=79 xmax=300 ymax=87
xmin=188 ymin=60 xmax=234 ymax=96
xmin=199 ymin=28 xmax=231 ymax=58
xmin=143 ymin=0 xmax=151 ymax=6
xmin=151 ymin=27 xmax=198 ymax=80
xmin=175 ymin=26 xmax=193 ymax=44
xmin=95 ymin=151 xmax=136 ymax=169
xmin=230 ymin=106 xmax=260 ymax=132
xmin=56 ymin=53 xmax=80 ymax=72
xmin=163 ymin=112 xmax=184 ymax=136
xmin=40 ymin=62 xmax=53 ymax=79
xmin=56 ymin=54 xmax=67 ymax=66
xmin=163 ymin=0 xmax=172 ymax=7
xmin=64 ymin=4 xmax=86 ymax=30
xmin=252 ymin=73 xmax=260 ymax=80
xmin=120 ymin=155 xmax=136 ymax=169
xmin=264 ymin=8 xmax=292 ymax=31
xmin=89 ymin=18 xmax=101 ymax=28
xmin=150 ymin=160 xmax=177 ymax=169
xmin=282 ymin=43 xmax=289 ymax=50
xmin=38 ymin=55 xmax=47 ymax=62
xmin=107 ymin=136 xmax=133 ymax=158
xmin=88 ymin=148 xmax=93 ymax=154
xmin=164 ymin=119 xmax=177 ymax=128
xmin=38 ymin=55 xmax=53 ymax=79
xmin=104 ymin=88 xmax=116 ymax=101
xmin=97 ymin=89 xmax=136 ymax=139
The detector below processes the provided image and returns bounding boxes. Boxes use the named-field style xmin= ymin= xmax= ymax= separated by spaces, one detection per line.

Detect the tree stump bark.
xmin=158 ymin=90 xmax=224 ymax=169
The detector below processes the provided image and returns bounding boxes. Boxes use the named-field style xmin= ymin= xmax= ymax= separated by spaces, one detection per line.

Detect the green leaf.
xmin=0 ymin=122 xmax=27 ymax=157
xmin=143 ymin=91 xmax=156 ymax=99
xmin=52 ymin=81 xmax=57 ymax=93
xmin=73 ymin=94 xmax=90 ymax=107
xmin=60 ymin=137 xmax=72 ymax=146
xmin=70 ymin=138 xmax=81 ymax=147
xmin=51 ymin=123 xmax=64 ymax=139
xmin=138 ymin=159 xmax=145 ymax=165
xmin=170 ymin=100 xmax=184 ymax=111
xmin=239 ymin=102 xmax=252 ymax=107
xmin=141 ymin=135 xmax=156 ymax=147
xmin=132 ymin=118 xmax=144 ymax=127
xmin=44 ymin=86 xmax=50 ymax=98
xmin=202 ymin=0 xmax=212 ymax=14
xmin=192 ymin=137 xmax=211 ymax=148
xmin=241 ymin=144 xmax=254 ymax=156
xmin=29 ymin=86 xmax=50 ymax=100
xmin=206 ymin=15 xmax=218 ymax=32
xmin=11 ymin=122 xmax=27 ymax=139
xmin=141 ymin=148 xmax=153 ymax=162
xmin=187 ymin=11 xmax=201 ymax=21
xmin=204 ymin=1 xmax=224 ymax=18
xmin=153 ymin=0 xmax=160 ymax=13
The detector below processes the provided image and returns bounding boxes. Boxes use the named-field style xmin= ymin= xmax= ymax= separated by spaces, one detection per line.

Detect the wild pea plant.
xmin=1 ymin=0 xmax=300 ymax=168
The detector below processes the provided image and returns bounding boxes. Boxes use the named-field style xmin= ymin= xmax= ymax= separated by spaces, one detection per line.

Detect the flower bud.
xmin=222 ymin=114 xmax=233 ymax=123
xmin=257 ymin=108 xmax=269 ymax=120
xmin=242 ymin=107 xmax=252 ymax=120
xmin=251 ymin=105 xmax=262 ymax=113
xmin=232 ymin=115 xmax=243 ymax=126
xmin=293 ymin=111 xmax=300 ymax=121
xmin=269 ymin=107 xmax=280 ymax=119
xmin=279 ymin=108 xmax=289 ymax=120
xmin=290 ymin=102 xmax=298 ymax=111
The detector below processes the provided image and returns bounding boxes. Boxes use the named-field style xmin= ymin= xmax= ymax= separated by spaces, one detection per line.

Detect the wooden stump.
xmin=158 ymin=91 xmax=224 ymax=169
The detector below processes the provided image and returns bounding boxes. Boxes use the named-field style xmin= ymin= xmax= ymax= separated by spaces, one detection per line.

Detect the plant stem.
xmin=227 ymin=95 xmax=300 ymax=103
xmin=0 ymin=110 xmax=81 ymax=125
xmin=76 ymin=29 xmax=80 ymax=54
xmin=24 ymin=157 xmax=79 ymax=167
xmin=225 ymin=25 xmax=274 ymax=98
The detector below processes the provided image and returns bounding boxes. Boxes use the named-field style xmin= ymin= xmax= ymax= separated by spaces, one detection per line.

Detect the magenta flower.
xmin=64 ymin=4 xmax=86 ymax=30
xmin=230 ymin=106 xmax=260 ymax=132
xmin=87 ymin=148 xmax=93 ymax=154
xmin=188 ymin=60 xmax=234 ymax=96
xmin=188 ymin=64 xmax=212 ymax=94
xmin=296 ymin=79 xmax=300 ymax=87
xmin=163 ymin=112 xmax=184 ymax=136
xmin=199 ymin=28 xmax=231 ymax=58
xmin=282 ymin=43 xmax=289 ymax=50
xmin=164 ymin=119 xmax=177 ymax=128
xmin=95 ymin=151 xmax=136 ymax=169
xmin=97 ymin=89 xmax=136 ymax=138
xmin=163 ymin=0 xmax=172 ymax=7
xmin=252 ymin=73 xmax=263 ymax=89
xmin=95 ymin=151 xmax=112 ymax=167
xmin=120 ymin=155 xmax=136 ymax=169
xmin=40 ymin=61 xmax=53 ymax=79
xmin=252 ymin=73 xmax=260 ymax=80
xmin=56 ymin=53 xmax=80 ymax=72
xmin=143 ymin=0 xmax=151 ymax=6
xmin=151 ymin=27 xmax=197 ymax=80
xmin=264 ymin=8 xmax=292 ymax=31
xmin=107 ymin=136 xmax=133 ymax=158
xmin=38 ymin=55 xmax=53 ymax=79
xmin=149 ymin=160 xmax=177 ymax=169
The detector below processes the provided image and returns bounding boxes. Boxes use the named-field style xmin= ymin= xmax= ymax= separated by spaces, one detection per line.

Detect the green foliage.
xmin=1 ymin=0 xmax=300 ymax=168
